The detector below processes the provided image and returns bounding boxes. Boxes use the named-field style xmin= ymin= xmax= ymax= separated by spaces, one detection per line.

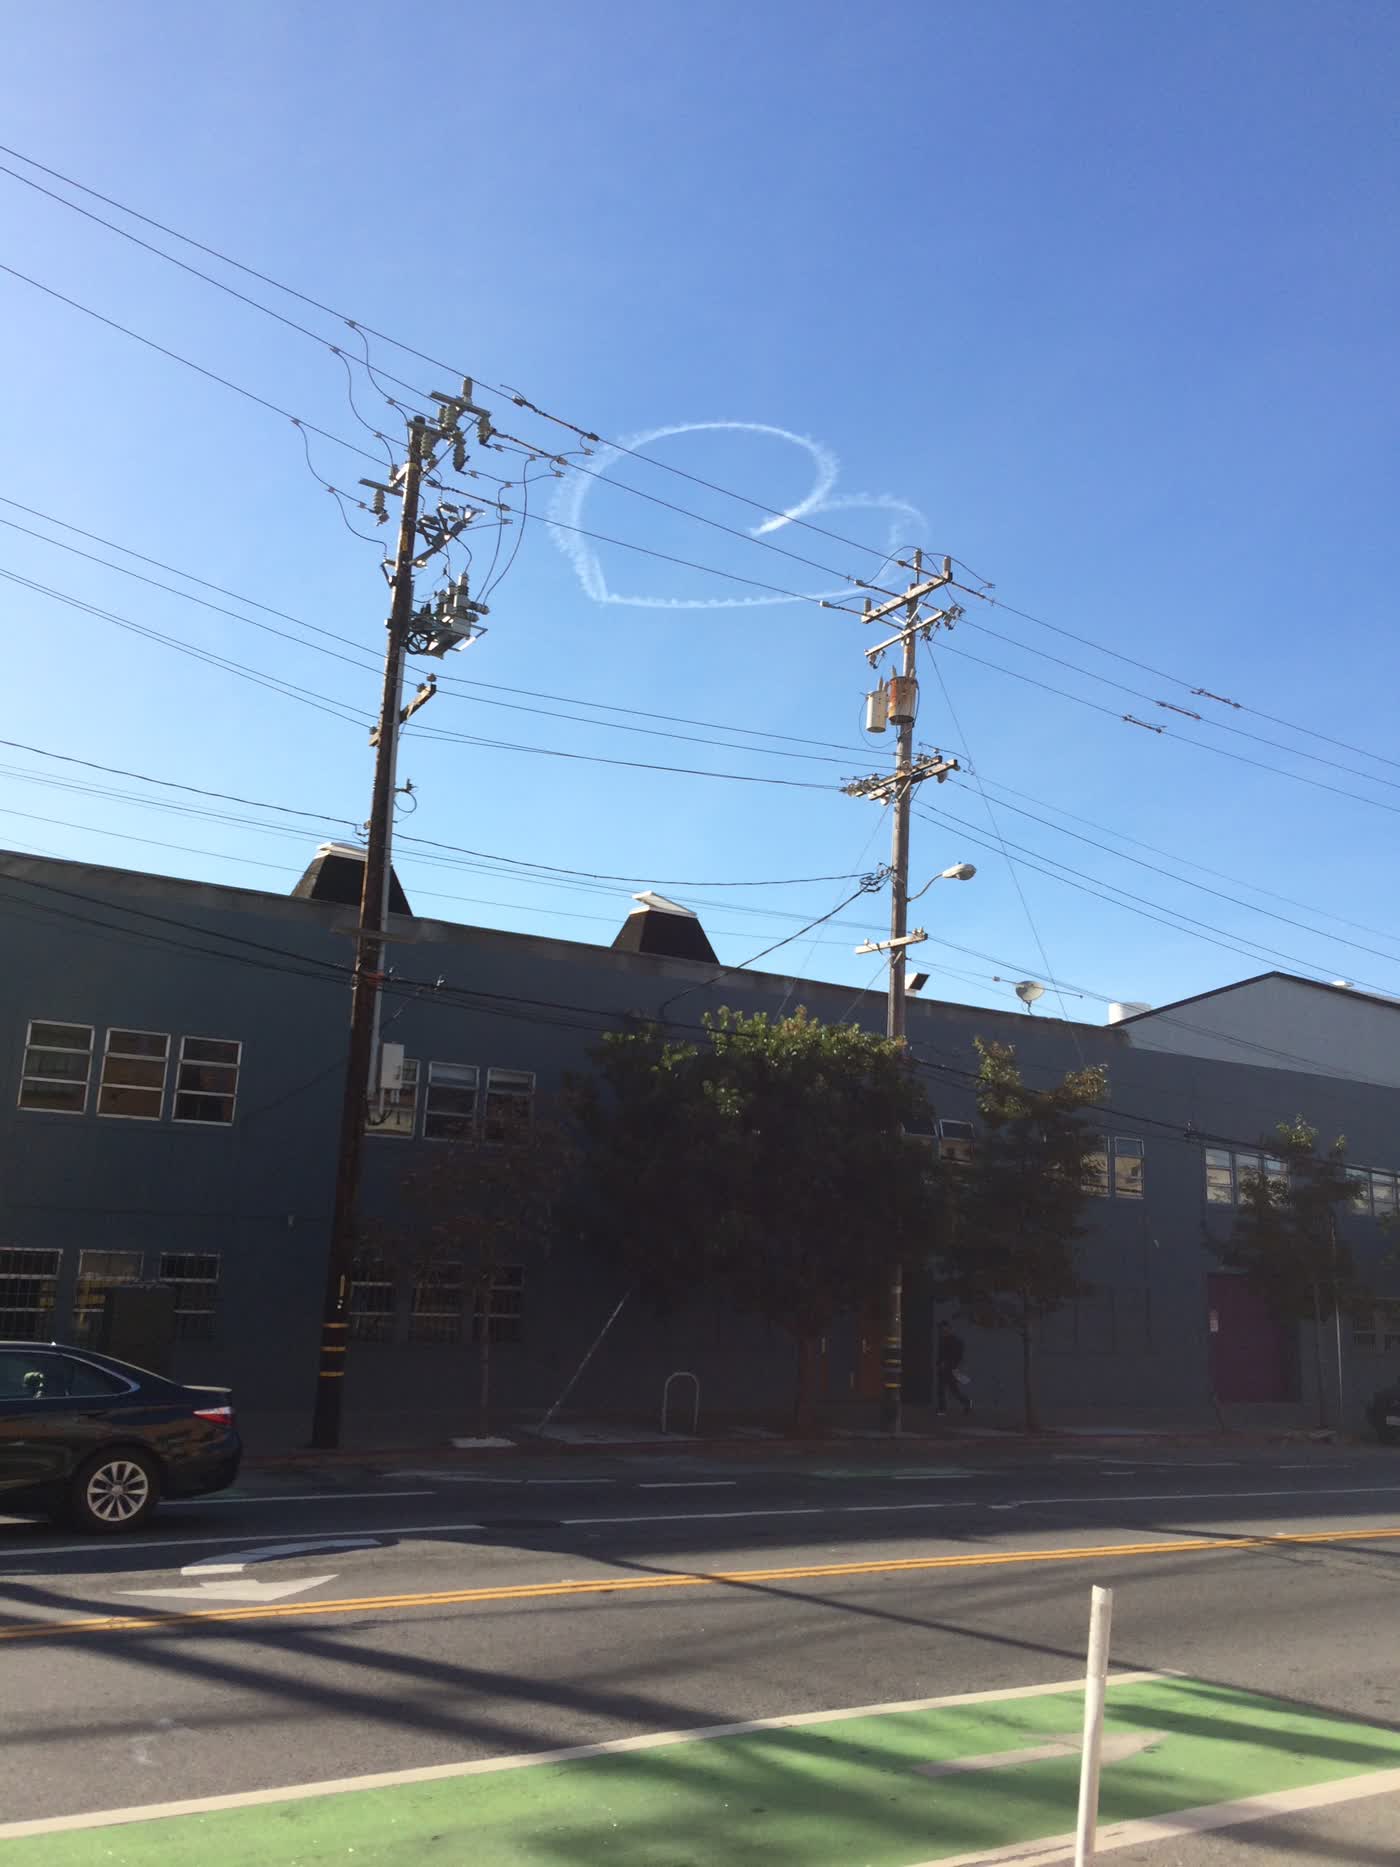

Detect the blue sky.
xmin=1 ymin=0 xmax=1397 ymax=1022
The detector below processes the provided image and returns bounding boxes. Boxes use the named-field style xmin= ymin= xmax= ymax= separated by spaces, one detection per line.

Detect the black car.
xmin=0 ymin=1342 xmax=241 ymax=1532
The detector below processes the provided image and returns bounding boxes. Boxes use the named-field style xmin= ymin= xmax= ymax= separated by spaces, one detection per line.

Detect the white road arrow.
xmin=120 ymin=1536 xmax=383 ymax=1605
xmin=916 ymin=1728 xmax=1163 ymax=1780
xmin=122 ymin=1574 xmax=337 ymax=1604
xmin=183 ymin=1536 xmax=381 ymax=1576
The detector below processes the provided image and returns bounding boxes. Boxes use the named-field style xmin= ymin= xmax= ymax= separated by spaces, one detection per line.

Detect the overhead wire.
xmin=7 ymin=136 xmax=1399 ymax=795
xmin=922 ymin=641 xmax=1079 ymax=1033
xmin=9 ymin=863 xmax=1398 ymax=1129
xmin=0 ymin=149 xmax=920 ymax=594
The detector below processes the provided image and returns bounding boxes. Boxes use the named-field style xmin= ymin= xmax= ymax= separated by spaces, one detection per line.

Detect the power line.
xmin=8 ymin=138 xmax=1396 ymax=799
xmin=969 ymin=771 xmax=1400 ymax=950
xmin=0 ymin=491 xmax=891 ymax=760
xmin=9 ymin=860 xmax=1395 ymax=1135
xmin=0 ymin=144 xmax=927 ymax=577
xmin=947 ymin=577 xmax=1400 ymax=781
xmin=956 ymin=608 xmax=1400 ymax=796
xmin=922 ymin=644 xmax=1078 ymax=1033
xmin=0 ymin=736 xmax=860 ymax=887
xmin=915 ymin=800 xmax=1400 ymax=996
xmin=939 ymin=635 xmax=1400 ymax=821
xmin=0 ymin=566 xmax=371 ymax=731
xmin=946 ymin=777 xmax=1400 ymax=970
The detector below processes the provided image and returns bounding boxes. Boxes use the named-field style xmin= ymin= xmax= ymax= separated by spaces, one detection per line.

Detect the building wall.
xmin=1122 ymin=975 xmax=1400 ymax=1090
xmin=3 ymin=851 xmax=1400 ymax=1447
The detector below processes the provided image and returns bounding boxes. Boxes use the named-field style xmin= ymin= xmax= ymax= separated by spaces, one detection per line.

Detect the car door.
xmin=0 ymin=1349 xmax=78 ymax=1495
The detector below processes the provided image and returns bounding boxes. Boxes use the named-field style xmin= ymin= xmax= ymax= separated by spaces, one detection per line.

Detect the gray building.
xmin=2 ymin=846 xmax=1398 ymax=1448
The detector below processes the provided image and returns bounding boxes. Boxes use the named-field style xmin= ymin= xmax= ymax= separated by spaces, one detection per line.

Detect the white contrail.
xmin=549 ymin=418 xmax=925 ymax=610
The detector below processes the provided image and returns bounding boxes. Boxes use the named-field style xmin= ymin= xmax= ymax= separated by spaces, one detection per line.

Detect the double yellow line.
xmin=6 ymin=1522 xmax=1400 ymax=1644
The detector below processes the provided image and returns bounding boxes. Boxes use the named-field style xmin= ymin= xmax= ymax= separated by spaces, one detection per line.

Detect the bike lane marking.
xmin=7 ymin=1674 xmax=1400 ymax=1864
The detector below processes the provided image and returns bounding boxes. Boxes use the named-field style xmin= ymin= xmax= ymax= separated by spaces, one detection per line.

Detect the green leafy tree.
xmin=1214 ymin=1118 xmax=1370 ymax=1427
xmin=573 ymin=1008 xmax=943 ymax=1426
xmin=940 ymin=1038 xmax=1107 ymax=1431
xmin=375 ymin=1111 xmax=573 ymax=1438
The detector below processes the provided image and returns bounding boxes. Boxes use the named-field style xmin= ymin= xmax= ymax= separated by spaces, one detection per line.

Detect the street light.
xmin=941 ymin=863 xmax=976 ymax=882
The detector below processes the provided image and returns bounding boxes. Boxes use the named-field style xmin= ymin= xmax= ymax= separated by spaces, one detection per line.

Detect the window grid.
xmin=347 ymin=1255 xmax=396 ymax=1342
xmin=366 ymin=1058 xmax=419 ymax=1139
xmin=72 ymin=1249 xmax=144 ymax=1342
xmin=97 ymin=1028 xmax=170 ymax=1121
xmin=484 ymin=1069 xmax=534 ymax=1145
xmin=1084 ymin=1135 xmax=1145 ymax=1199
xmin=1204 ymin=1148 xmax=1289 ymax=1206
xmin=172 ymin=1036 xmax=241 ymax=1125
xmin=472 ymin=1265 xmax=524 ymax=1345
xmin=424 ymin=1062 xmax=479 ymax=1143
xmin=0 ymin=1247 xmax=62 ymax=1339
xmin=158 ymin=1252 xmax=220 ymax=1341
xmin=410 ymin=1259 xmax=465 ymax=1343
xmin=17 ymin=1020 xmax=94 ymax=1114
xmin=1353 ymin=1306 xmax=1400 ymax=1353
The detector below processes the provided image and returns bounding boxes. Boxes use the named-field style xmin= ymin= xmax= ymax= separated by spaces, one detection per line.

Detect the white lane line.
xmin=186 ymin=1538 xmax=382 ymax=1575
xmin=524 ymin=1479 xmax=616 ymax=1487
xmin=997 ymin=1485 xmax=1400 ymax=1508
xmin=567 ymin=1483 xmax=1400 ymax=1528
xmin=0 ymin=1671 xmax=1169 ymax=1839
xmin=841 ymin=1503 xmax=956 ymax=1514
xmin=0 ymin=1519 xmax=487 ymax=1563
xmin=9 ymin=1480 xmax=1397 ymax=1563
xmin=915 ymin=1767 xmax=1400 ymax=1866
xmin=181 ymin=1490 xmax=437 ymax=1506
xmin=566 ymin=1506 xmax=829 ymax=1526
xmin=637 ymin=1481 xmax=738 ymax=1490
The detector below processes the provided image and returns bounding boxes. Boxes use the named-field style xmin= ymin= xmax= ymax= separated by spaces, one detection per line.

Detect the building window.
xmin=1373 ymin=1173 xmax=1398 ymax=1220
xmin=17 ymin=1021 xmax=94 ymax=1114
xmin=366 ymin=1058 xmax=418 ymax=1138
xmin=472 ymin=1264 xmax=524 ymax=1344
xmin=173 ymin=1037 xmax=241 ymax=1125
xmin=1204 ymin=1148 xmax=1288 ymax=1206
xmin=72 ymin=1249 xmax=143 ymax=1341
xmin=424 ymin=1062 xmax=478 ymax=1142
xmin=410 ymin=1259 xmax=464 ymax=1343
xmin=347 ymin=1254 xmax=396 ymax=1341
xmin=1113 ymin=1136 xmax=1144 ymax=1199
xmin=0 ymin=1248 xmax=61 ymax=1339
xmin=97 ymin=1029 xmax=169 ymax=1120
xmin=484 ymin=1069 xmax=534 ymax=1145
xmin=1353 ymin=1306 xmax=1400 ymax=1354
xmin=1085 ymin=1135 xmax=1145 ymax=1199
xmin=159 ymin=1253 xmax=220 ymax=1341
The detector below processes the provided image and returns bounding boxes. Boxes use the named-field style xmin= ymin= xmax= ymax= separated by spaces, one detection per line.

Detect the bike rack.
xmin=661 ymin=1369 xmax=700 ymax=1435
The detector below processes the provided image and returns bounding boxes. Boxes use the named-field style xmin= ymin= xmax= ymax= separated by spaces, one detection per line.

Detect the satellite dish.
xmin=1014 ymin=980 xmax=1045 ymax=1011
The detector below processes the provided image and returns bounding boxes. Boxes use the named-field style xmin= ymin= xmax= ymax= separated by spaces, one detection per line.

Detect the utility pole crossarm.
xmin=860 ymin=557 xmax=953 ymax=626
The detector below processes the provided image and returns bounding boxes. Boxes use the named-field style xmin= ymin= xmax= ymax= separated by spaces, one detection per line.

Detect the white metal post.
xmin=1074 ymin=1585 xmax=1115 ymax=1865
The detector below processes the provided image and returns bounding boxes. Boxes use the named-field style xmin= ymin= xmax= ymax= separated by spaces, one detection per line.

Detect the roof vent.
xmin=291 ymin=841 xmax=413 ymax=916
xmin=611 ymin=890 xmax=718 ymax=963
xmin=1108 ymin=1000 xmax=1151 ymax=1024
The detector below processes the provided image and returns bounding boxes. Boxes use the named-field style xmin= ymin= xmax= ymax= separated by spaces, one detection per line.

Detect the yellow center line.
xmin=6 ymin=1522 xmax=1400 ymax=1644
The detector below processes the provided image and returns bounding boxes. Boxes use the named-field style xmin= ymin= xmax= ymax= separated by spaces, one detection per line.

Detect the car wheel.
xmin=66 ymin=1450 xmax=160 ymax=1533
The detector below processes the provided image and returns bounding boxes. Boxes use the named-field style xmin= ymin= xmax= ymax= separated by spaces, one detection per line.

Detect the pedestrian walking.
xmin=936 ymin=1320 xmax=972 ymax=1417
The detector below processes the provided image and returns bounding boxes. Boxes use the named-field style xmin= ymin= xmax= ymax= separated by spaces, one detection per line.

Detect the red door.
xmin=1208 ymin=1274 xmax=1293 ymax=1403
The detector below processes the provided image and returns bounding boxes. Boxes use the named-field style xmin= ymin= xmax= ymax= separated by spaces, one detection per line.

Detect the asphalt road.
xmin=3 ymin=1443 xmax=1400 ymax=1863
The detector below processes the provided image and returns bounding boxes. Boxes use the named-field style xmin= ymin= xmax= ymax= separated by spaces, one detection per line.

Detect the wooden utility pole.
xmin=310 ymin=394 xmax=490 ymax=1451
xmin=845 ymin=553 xmax=960 ymax=1434
xmin=310 ymin=416 xmax=431 ymax=1450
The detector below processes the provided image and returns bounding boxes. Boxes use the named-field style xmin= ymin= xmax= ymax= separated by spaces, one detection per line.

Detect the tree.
xmin=573 ymin=1008 xmax=944 ymax=1426
xmin=1214 ymin=1118 xmax=1370 ymax=1427
xmin=375 ymin=1111 xmax=573 ymax=1438
xmin=939 ymin=1038 xmax=1107 ymax=1431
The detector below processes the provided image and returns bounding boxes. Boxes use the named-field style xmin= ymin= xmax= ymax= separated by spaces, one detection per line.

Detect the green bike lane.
xmin=7 ymin=1673 xmax=1400 ymax=1866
